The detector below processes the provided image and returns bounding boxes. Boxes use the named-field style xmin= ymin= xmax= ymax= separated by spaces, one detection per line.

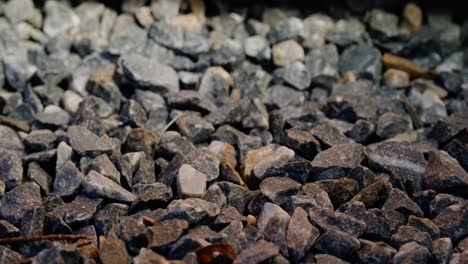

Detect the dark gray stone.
xmin=94 ymin=203 xmax=128 ymax=236
xmin=53 ymin=161 xmax=84 ymax=198
xmin=24 ymin=130 xmax=57 ymax=152
xmin=27 ymin=162 xmax=52 ymax=194
xmin=392 ymin=242 xmax=432 ymax=264
xmin=165 ymin=198 xmax=220 ymax=225
xmin=376 ymin=112 xmax=413 ymax=139
xmin=260 ymin=177 xmax=301 ymax=205
xmin=0 ymin=150 xmax=23 ymax=190
xmin=234 ymin=240 xmax=279 ymax=264
xmin=286 ymin=207 xmax=319 ymax=262
xmin=0 ymin=182 xmax=42 ymax=226
xmin=309 ymin=207 xmax=366 ymax=237
xmin=67 ymin=125 xmax=113 ymax=156
xmin=433 ymin=202 xmax=468 ymax=242
xmin=313 ymin=229 xmax=360 ymax=259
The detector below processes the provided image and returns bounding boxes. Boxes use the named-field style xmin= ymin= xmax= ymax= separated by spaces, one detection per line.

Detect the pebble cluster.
xmin=0 ymin=0 xmax=467 ymax=263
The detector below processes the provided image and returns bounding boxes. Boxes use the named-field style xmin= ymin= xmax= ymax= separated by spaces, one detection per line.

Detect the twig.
xmin=160 ymin=113 xmax=190 ymax=134
xmin=0 ymin=234 xmax=92 ymax=244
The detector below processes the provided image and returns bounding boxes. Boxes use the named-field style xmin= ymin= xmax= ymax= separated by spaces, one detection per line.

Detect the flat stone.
xmin=272 ymin=40 xmax=304 ymax=67
xmin=0 ymin=182 xmax=42 ymax=226
xmin=313 ymin=229 xmax=360 ymax=259
xmin=3 ymin=0 xmax=35 ymax=24
xmin=83 ymin=170 xmax=136 ymax=203
xmin=310 ymin=123 xmax=353 ymax=148
xmin=119 ymin=54 xmax=179 ymax=94
xmin=132 ymin=183 xmax=173 ymax=211
xmin=177 ymin=164 xmax=207 ymax=198
xmin=339 ymin=44 xmax=382 ymax=82
xmin=392 ymin=242 xmax=432 ymax=264
xmin=35 ymin=105 xmax=71 ymax=127
xmin=299 ymin=183 xmax=334 ymax=210
xmin=53 ymin=160 xmax=84 ymax=198
xmin=432 ymin=237 xmax=452 ymax=264
xmin=310 ymin=143 xmax=364 ymax=180
xmin=286 ymin=207 xmax=319 ymax=262
xmin=205 ymin=99 xmax=251 ymax=126
xmin=50 ymin=195 xmax=102 ymax=226
xmin=433 ymin=202 xmax=468 ymax=242
xmin=423 ymin=150 xmax=468 ymax=192
xmin=366 ymin=142 xmax=427 ymax=194
xmin=234 ymin=240 xmax=279 ymax=264
xmin=148 ymin=219 xmax=188 ymax=253
xmin=309 ymin=207 xmax=366 ymax=237
xmin=67 ymin=126 xmax=112 ymax=156
xmin=260 ymin=177 xmax=301 ymax=205
xmin=0 ymin=150 xmax=23 ymax=190
xmin=165 ymin=198 xmax=220 ymax=225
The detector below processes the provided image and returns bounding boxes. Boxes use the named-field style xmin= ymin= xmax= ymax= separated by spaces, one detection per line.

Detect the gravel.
xmin=0 ymin=0 xmax=467 ymax=263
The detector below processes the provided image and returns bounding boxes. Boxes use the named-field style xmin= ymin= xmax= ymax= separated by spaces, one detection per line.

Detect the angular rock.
xmin=376 ymin=112 xmax=413 ymax=139
xmin=234 ymin=240 xmax=279 ymax=264
xmin=316 ymin=179 xmax=359 ymax=208
xmin=177 ymin=164 xmax=207 ymax=198
xmin=132 ymin=155 xmax=156 ymax=185
xmin=286 ymin=207 xmax=319 ymax=262
xmin=281 ymin=61 xmax=311 ymax=90
xmin=119 ymin=54 xmax=179 ymax=94
xmin=357 ymin=240 xmax=397 ymax=264
xmin=408 ymin=215 xmax=440 ymax=239
xmin=392 ymin=242 xmax=432 ymax=264
xmin=27 ymin=162 xmax=52 ymax=194
xmin=83 ymin=170 xmax=136 ymax=203
xmin=24 ymin=130 xmax=57 ymax=153
xmin=165 ymin=198 xmax=220 ymax=225
xmin=257 ymin=203 xmax=290 ymax=254
xmin=283 ymin=129 xmax=321 ymax=160
xmin=0 ymin=182 xmax=42 ymax=226
xmin=124 ymin=128 xmax=159 ymax=155
xmin=366 ymin=142 xmax=427 ymax=194
xmin=310 ymin=143 xmax=364 ymax=181
xmin=433 ymin=202 xmax=468 ymax=242
xmin=244 ymin=35 xmax=271 ymax=61
xmin=309 ymin=207 xmax=366 ymax=237
xmin=0 ymin=150 xmax=23 ymax=190
xmin=116 ymin=216 xmax=148 ymax=254
xmin=167 ymin=90 xmax=216 ymax=114
xmin=310 ymin=123 xmax=353 ymax=148
xmin=175 ymin=112 xmax=214 ymax=143
xmin=131 ymin=183 xmax=173 ymax=211
xmin=268 ymin=17 xmax=305 ymax=44
xmin=339 ymin=44 xmax=382 ymax=82
xmin=272 ymin=40 xmax=304 ymax=67
xmin=67 ymin=126 xmax=112 ymax=156
xmin=432 ymin=237 xmax=453 ymax=264
xmin=99 ymin=237 xmax=130 ymax=264
xmin=253 ymin=146 xmax=295 ymax=181
xmin=382 ymin=188 xmax=424 ymax=217
xmin=84 ymin=154 xmax=120 ymax=184
xmin=384 ymin=69 xmax=410 ymax=88
xmin=349 ymin=119 xmax=375 ymax=144
xmin=423 ymin=150 xmax=468 ymax=192
xmin=148 ymin=219 xmax=188 ymax=253
xmin=53 ymin=161 xmax=84 ymax=198
xmin=95 ymin=203 xmax=128 ymax=236
xmin=183 ymin=147 xmax=220 ymax=182
xmin=32 ymin=245 xmax=84 ymax=264
xmin=314 ymin=229 xmax=360 ymax=259
xmin=390 ymin=225 xmax=432 ymax=249
xmin=260 ymin=177 xmax=301 ymax=205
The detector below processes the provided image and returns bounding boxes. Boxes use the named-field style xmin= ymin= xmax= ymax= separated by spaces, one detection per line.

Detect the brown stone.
xmin=401 ymin=3 xmax=423 ymax=33
xmin=382 ymin=53 xmax=438 ymax=79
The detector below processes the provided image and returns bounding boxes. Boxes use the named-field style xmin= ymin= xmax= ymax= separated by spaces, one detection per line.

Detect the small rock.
xmin=95 ymin=203 xmax=128 ymax=236
xmin=382 ymin=188 xmax=424 ymax=217
xmin=0 ymin=150 xmax=23 ymax=190
xmin=423 ymin=150 xmax=468 ymax=192
xmin=272 ymin=40 xmax=304 ymax=67
xmin=281 ymin=61 xmax=311 ymax=90
xmin=303 ymin=14 xmax=334 ymax=48
xmin=124 ymin=128 xmax=159 ymax=155
xmin=351 ymin=177 xmax=392 ymax=208
xmin=365 ymin=9 xmax=400 ymax=38
xmin=119 ymin=54 xmax=179 ymax=94
xmin=433 ymin=202 xmax=468 ymax=242
xmin=175 ymin=112 xmax=214 ymax=143
xmin=309 ymin=207 xmax=366 ymax=237
xmin=257 ymin=203 xmax=290 ymax=254
xmin=132 ymin=183 xmax=172 ymax=211
xmin=313 ymin=254 xmax=349 ymax=264
xmin=376 ymin=112 xmax=413 ymax=139
xmin=313 ymin=229 xmax=360 ymax=259
xmin=198 ymin=66 xmax=232 ymax=103
xmin=384 ymin=69 xmax=410 ymax=88
xmin=244 ymin=36 xmax=271 ymax=61
xmin=339 ymin=44 xmax=382 ymax=82
xmin=0 ymin=125 xmax=22 ymax=151
xmin=310 ymin=123 xmax=353 ymax=148
xmin=43 ymin=1 xmax=80 ymax=37
xmin=326 ymin=18 xmax=365 ymax=47
xmin=349 ymin=120 xmax=375 ymax=144
xmin=165 ymin=198 xmax=220 ymax=225
xmin=260 ymin=177 xmax=301 ymax=205
xmin=53 ymin=161 xmax=84 ymax=198
xmin=83 ymin=170 xmax=136 ymax=203
xmin=183 ymin=147 xmax=220 ymax=182
xmin=408 ymin=215 xmax=440 ymax=239
xmin=401 ymin=3 xmax=423 ymax=33
xmin=27 ymin=162 xmax=52 ymax=194
xmin=24 ymin=130 xmax=57 ymax=153
xmin=430 ymin=193 xmax=465 ymax=218
xmin=390 ymin=225 xmax=432 ymax=249
xmin=299 ymin=183 xmax=334 ymax=210
xmin=132 ymin=155 xmax=156 ymax=185
xmin=167 ymin=90 xmax=216 ymax=114
xmin=432 ymin=237 xmax=453 ymax=264
xmin=35 ymin=105 xmax=71 ymax=127
xmin=0 ymin=182 xmax=42 ymax=226
xmin=56 ymin=142 xmax=73 ymax=173
xmin=304 ymin=44 xmax=339 ymax=87
xmin=84 ymin=154 xmax=120 ymax=184
xmin=268 ymin=17 xmax=305 ymax=44
xmin=99 ymin=237 xmax=130 ymax=264
xmin=316 ymin=179 xmax=359 ymax=208
xmin=253 ymin=146 xmax=295 ymax=181
xmin=366 ymin=142 xmax=427 ymax=194
xmin=3 ymin=0 xmax=35 ymax=24
xmin=392 ymin=242 xmax=432 ymax=264
xmin=0 ymin=220 xmax=19 ymax=237
xmin=286 ymin=207 xmax=319 ymax=262
xmin=148 ymin=219 xmax=188 ymax=253
xmin=32 ymin=245 xmax=84 ymax=264
xmin=310 ymin=143 xmax=364 ymax=180
xmin=283 ymin=129 xmax=321 ymax=160
xmin=357 ymin=240 xmax=397 ymax=264
xmin=50 ymin=195 xmax=102 ymax=226
xmin=234 ymin=240 xmax=279 ymax=264
xmin=116 ymin=216 xmax=148 ymax=254
xmin=177 ymin=164 xmax=207 ymax=198
xmin=134 ymin=248 xmax=168 ymax=264
xmin=67 ymin=126 xmax=112 ymax=157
